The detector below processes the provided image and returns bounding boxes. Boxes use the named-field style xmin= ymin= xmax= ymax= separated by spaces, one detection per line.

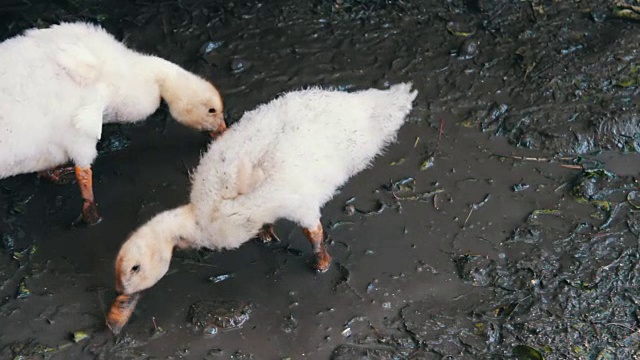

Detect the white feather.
xmin=56 ymin=42 xmax=101 ymax=86
xmin=71 ymin=103 xmax=104 ymax=141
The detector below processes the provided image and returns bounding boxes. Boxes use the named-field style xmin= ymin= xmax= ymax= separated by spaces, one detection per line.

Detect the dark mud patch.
xmin=431 ymin=0 xmax=640 ymax=154
xmin=331 ymin=166 xmax=640 ymax=358
xmin=2 ymin=0 xmax=640 ymax=359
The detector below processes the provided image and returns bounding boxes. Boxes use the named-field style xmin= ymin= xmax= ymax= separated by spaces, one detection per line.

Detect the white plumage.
xmin=113 ymin=83 xmax=418 ymax=300
xmin=0 ymin=22 xmax=225 ymax=224
xmin=189 ymin=83 xmax=417 ymax=249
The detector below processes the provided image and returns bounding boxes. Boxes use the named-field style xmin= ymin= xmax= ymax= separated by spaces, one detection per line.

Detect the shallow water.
xmin=1 ymin=0 xmax=640 ymax=358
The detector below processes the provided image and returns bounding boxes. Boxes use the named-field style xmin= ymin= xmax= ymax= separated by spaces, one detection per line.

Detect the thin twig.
xmin=493 ymin=153 xmax=575 ymax=162
xmin=554 ymin=181 xmax=571 ymax=193
xmin=464 ymin=208 xmax=475 ymax=227
xmin=464 ymin=194 xmax=491 ymax=227
xmin=435 ymin=118 xmax=445 ymax=154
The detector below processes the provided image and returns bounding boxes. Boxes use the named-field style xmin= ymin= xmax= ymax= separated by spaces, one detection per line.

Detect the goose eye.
xmin=208 ymin=108 xmax=216 ymax=114
xmin=131 ymin=265 xmax=140 ymax=273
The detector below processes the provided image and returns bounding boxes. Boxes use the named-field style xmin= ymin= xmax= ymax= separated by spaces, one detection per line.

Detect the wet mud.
xmin=1 ymin=0 xmax=640 ymax=359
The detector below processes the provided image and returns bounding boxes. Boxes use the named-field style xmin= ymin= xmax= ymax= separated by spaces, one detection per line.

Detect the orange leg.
xmin=302 ymin=222 xmax=331 ymax=272
xmin=73 ymin=166 xmax=102 ymax=226
xmin=38 ymin=165 xmax=76 ymax=185
xmin=256 ymin=223 xmax=280 ymax=243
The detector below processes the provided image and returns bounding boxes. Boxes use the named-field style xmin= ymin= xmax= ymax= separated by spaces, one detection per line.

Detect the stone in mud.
xmin=201 ymin=40 xmax=224 ymax=55
xmin=459 ymin=39 xmax=479 ymax=59
xmin=344 ymin=204 xmax=355 ymax=216
xmin=187 ymin=299 xmax=252 ymax=335
xmin=230 ymin=58 xmax=249 ymax=73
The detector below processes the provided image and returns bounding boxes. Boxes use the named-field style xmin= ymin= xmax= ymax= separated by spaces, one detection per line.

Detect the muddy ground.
xmin=1 ymin=0 xmax=640 ymax=359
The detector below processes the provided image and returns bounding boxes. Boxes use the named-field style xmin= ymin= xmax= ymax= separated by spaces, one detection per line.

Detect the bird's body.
xmin=0 ymin=22 xmax=225 ymax=224
xmin=188 ymin=83 xmax=418 ymax=250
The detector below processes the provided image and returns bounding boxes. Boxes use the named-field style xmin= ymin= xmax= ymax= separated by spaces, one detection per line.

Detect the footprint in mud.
xmin=187 ymin=299 xmax=253 ymax=337
xmin=453 ymin=254 xmax=497 ymax=287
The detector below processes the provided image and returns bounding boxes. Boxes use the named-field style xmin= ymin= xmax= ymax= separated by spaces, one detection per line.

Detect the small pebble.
xmin=230 ymin=58 xmax=248 ymax=73
xmin=209 ymin=273 xmax=234 ymax=283
xmin=344 ymin=204 xmax=355 ymax=216
xmin=459 ymin=39 xmax=479 ymax=59
xmin=203 ymin=326 xmax=219 ymax=337
xmin=202 ymin=41 xmax=225 ymax=55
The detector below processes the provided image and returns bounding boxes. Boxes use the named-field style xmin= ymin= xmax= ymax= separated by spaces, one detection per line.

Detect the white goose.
xmin=0 ymin=22 xmax=226 ymax=224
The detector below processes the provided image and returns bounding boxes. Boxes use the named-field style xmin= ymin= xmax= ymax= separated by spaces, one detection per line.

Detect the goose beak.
xmin=209 ymin=119 xmax=227 ymax=139
xmin=106 ymin=292 xmax=141 ymax=335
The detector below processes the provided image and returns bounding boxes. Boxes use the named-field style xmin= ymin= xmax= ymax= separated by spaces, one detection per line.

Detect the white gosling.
xmin=107 ymin=83 xmax=417 ymax=334
xmin=0 ymin=22 xmax=225 ymax=225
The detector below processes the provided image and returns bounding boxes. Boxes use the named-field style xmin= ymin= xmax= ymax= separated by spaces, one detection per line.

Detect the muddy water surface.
xmin=1 ymin=0 xmax=639 ymax=359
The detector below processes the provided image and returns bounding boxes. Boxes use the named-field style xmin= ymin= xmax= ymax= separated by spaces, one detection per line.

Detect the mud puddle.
xmin=1 ymin=0 xmax=640 ymax=359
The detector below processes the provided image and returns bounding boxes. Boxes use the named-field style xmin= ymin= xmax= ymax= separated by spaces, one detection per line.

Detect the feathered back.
xmin=188 ymin=83 xmax=417 ymax=249
xmin=370 ymin=83 xmax=418 ymax=142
